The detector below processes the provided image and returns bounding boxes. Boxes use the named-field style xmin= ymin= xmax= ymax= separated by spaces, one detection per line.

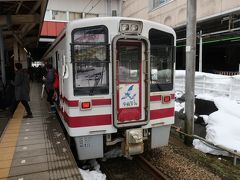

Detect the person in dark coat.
xmin=43 ymin=64 xmax=55 ymax=106
xmin=53 ymin=70 xmax=60 ymax=105
xmin=10 ymin=63 xmax=33 ymax=118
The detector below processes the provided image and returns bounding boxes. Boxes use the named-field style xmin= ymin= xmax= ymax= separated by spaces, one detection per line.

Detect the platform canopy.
xmin=0 ymin=0 xmax=48 ymax=50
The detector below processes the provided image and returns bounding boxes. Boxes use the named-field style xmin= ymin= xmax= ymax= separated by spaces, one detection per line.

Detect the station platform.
xmin=0 ymin=83 xmax=82 ymax=180
xmin=0 ymin=110 xmax=9 ymax=138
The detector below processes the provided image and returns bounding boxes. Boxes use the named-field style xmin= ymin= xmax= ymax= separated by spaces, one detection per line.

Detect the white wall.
xmin=46 ymin=0 xmax=121 ymax=19
xmin=122 ymin=0 xmax=240 ymax=28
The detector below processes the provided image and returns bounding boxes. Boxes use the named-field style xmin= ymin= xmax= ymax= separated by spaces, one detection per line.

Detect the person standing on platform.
xmin=43 ymin=63 xmax=55 ymax=112
xmin=53 ymin=70 xmax=59 ymax=106
xmin=41 ymin=61 xmax=48 ymax=80
xmin=10 ymin=63 xmax=33 ymax=118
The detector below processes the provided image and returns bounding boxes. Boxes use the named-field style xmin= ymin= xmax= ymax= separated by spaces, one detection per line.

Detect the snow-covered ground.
xmin=79 ymin=148 xmax=123 ymax=180
xmin=79 ymin=159 xmax=106 ymax=180
xmin=175 ymin=71 xmax=240 ymax=156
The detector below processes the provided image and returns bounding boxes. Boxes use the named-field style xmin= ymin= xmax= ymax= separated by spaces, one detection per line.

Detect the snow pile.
xmin=175 ymin=71 xmax=240 ymax=156
xmin=175 ymin=70 xmax=240 ymax=101
xmin=193 ymin=97 xmax=240 ymax=155
xmin=175 ymin=90 xmax=185 ymax=112
xmin=79 ymin=148 xmax=123 ymax=180
xmin=79 ymin=169 xmax=106 ymax=180
xmin=175 ymin=101 xmax=185 ymax=112
xmin=79 ymin=160 xmax=106 ymax=180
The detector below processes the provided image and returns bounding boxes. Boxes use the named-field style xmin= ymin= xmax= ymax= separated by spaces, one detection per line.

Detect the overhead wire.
xmin=87 ymin=0 xmax=103 ymax=14
xmin=82 ymin=0 xmax=95 ymax=13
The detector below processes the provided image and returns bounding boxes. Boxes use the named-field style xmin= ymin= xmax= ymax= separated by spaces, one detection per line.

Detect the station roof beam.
xmin=0 ymin=0 xmax=48 ymax=50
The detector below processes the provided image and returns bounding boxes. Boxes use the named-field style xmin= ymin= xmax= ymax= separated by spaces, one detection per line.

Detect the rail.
xmin=99 ymin=155 xmax=169 ymax=180
xmin=99 ymin=162 xmax=116 ymax=180
xmin=135 ymin=155 xmax=170 ymax=180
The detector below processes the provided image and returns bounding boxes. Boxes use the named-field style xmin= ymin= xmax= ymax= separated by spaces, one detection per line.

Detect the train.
xmin=43 ymin=17 xmax=176 ymax=160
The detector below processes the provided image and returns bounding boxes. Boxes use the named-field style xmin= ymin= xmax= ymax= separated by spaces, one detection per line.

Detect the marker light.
xmin=81 ymin=102 xmax=91 ymax=109
xmin=163 ymin=96 xmax=171 ymax=103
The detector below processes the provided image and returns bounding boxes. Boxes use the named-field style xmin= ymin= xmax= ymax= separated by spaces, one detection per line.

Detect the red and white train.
xmin=43 ymin=17 xmax=176 ymax=160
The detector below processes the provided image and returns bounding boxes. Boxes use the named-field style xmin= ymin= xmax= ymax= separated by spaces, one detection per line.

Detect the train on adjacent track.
xmin=43 ymin=17 xmax=176 ymax=160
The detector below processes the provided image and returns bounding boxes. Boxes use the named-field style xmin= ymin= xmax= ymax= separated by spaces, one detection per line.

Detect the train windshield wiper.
xmin=89 ymin=72 xmax=103 ymax=95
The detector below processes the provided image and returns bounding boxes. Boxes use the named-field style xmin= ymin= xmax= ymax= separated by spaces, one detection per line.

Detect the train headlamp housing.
xmin=119 ymin=20 xmax=142 ymax=34
xmin=131 ymin=24 xmax=139 ymax=31
xmin=121 ymin=24 xmax=129 ymax=31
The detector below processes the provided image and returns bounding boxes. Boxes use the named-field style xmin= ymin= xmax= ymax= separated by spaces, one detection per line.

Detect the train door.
xmin=116 ymin=41 xmax=147 ymax=125
xmin=55 ymin=51 xmax=59 ymax=73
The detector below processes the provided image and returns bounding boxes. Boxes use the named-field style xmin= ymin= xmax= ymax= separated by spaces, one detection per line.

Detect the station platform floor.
xmin=0 ymin=109 xmax=9 ymax=138
xmin=0 ymin=83 xmax=82 ymax=180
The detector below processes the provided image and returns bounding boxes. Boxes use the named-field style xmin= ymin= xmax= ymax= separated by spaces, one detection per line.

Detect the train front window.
xmin=71 ymin=26 xmax=109 ymax=95
xmin=118 ymin=45 xmax=140 ymax=82
xmin=149 ymin=29 xmax=175 ymax=92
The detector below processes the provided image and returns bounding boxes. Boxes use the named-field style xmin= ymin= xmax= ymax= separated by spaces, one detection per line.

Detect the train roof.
xmin=68 ymin=16 xmax=175 ymax=35
xmin=43 ymin=17 xmax=176 ymax=58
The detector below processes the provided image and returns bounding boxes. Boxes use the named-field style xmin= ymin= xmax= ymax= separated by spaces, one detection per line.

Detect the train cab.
xmin=43 ymin=17 xmax=176 ymax=160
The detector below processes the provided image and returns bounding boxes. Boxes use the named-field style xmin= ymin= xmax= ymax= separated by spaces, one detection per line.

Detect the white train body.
xmin=44 ymin=17 xmax=176 ymax=160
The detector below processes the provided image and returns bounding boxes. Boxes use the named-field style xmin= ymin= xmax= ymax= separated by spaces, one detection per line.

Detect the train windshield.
xmin=149 ymin=29 xmax=175 ymax=91
xmin=71 ymin=26 xmax=109 ymax=95
xmin=118 ymin=45 xmax=140 ymax=82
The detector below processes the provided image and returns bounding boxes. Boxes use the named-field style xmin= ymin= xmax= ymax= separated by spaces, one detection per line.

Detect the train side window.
xmin=71 ymin=26 xmax=109 ymax=96
xmin=149 ymin=28 xmax=175 ymax=92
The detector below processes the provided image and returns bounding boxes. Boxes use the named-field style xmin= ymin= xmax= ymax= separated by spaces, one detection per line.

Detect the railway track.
xmin=135 ymin=155 xmax=170 ymax=180
xmin=99 ymin=155 xmax=169 ymax=180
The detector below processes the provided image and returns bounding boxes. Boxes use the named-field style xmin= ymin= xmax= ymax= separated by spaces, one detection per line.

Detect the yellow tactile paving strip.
xmin=0 ymin=104 xmax=24 ymax=179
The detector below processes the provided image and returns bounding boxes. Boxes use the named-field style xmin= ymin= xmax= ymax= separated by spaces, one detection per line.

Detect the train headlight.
xmin=121 ymin=24 xmax=129 ymax=31
xmin=131 ymin=24 xmax=138 ymax=31
xmin=119 ymin=20 xmax=142 ymax=34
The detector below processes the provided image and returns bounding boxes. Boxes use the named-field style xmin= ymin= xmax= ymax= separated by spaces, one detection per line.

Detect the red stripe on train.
xmin=61 ymin=94 xmax=174 ymax=107
xmin=150 ymin=108 xmax=174 ymax=120
xmin=58 ymin=108 xmax=174 ymax=127
xmin=150 ymin=94 xmax=175 ymax=102
xmin=60 ymin=97 xmax=111 ymax=107
xmin=150 ymin=95 xmax=162 ymax=101
xmin=60 ymin=110 xmax=112 ymax=127
xmin=63 ymin=97 xmax=78 ymax=107
xmin=92 ymin=99 xmax=111 ymax=106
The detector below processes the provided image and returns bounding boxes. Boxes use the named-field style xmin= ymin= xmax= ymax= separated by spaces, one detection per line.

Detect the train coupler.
xmin=123 ymin=128 xmax=144 ymax=156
